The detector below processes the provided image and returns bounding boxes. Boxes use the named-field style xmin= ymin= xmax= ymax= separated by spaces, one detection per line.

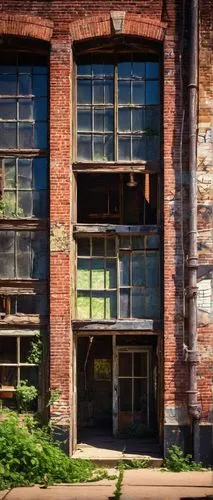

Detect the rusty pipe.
xmin=186 ymin=0 xmax=201 ymax=462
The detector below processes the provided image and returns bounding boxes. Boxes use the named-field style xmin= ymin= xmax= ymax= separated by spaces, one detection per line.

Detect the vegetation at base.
xmin=113 ymin=463 xmax=124 ymax=499
xmin=164 ymin=445 xmax=203 ymax=472
xmin=0 ymin=411 xmax=110 ymax=490
xmin=16 ymin=380 xmax=38 ymax=413
xmin=116 ymin=458 xmax=151 ymax=469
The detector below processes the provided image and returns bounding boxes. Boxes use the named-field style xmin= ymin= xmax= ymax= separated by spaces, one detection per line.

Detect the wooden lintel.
xmin=75 ymin=330 xmax=161 ymax=337
xmin=0 ymin=315 xmax=48 ymax=326
xmin=0 ymin=219 xmax=48 ymax=230
xmin=72 ymin=161 xmax=160 ymax=173
xmin=0 ymin=329 xmax=41 ymax=336
xmin=72 ymin=320 xmax=161 ymax=331
xmin=73 ymin=224 xmax=160 ymax=235
xmin=0 ymin=281 xmax=47 ymax=294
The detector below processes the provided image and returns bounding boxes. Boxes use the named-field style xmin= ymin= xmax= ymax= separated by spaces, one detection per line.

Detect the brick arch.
xmin=0 ymin=13 xmax=53 ymax=41
xmin=70 ymin=12 xmax=167 ymax=43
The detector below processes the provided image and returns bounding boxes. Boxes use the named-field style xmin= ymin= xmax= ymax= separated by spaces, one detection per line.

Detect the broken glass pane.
xmin=0 ymin=366 xmax=17 ymax=387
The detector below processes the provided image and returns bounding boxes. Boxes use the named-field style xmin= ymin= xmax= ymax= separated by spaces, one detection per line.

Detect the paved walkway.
xmin=0 ymin=470 xmax=212 ymax=500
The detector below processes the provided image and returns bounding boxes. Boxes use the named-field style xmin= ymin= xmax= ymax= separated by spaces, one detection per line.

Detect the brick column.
xmin=49 ymin=35 xmax=72 ymax=453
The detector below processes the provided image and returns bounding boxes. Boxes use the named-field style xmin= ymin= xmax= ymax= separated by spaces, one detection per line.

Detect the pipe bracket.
xmin=187 ymin=403 xmax=202 ymax=420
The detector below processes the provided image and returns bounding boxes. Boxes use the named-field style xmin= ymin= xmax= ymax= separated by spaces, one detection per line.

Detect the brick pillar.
xmin=49 ymin=35 xmax=72 ymax=453
xmin=163 ymin=4 xmax=188 ymax=455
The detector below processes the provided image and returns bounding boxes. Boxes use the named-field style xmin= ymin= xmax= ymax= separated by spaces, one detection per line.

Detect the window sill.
xmin=73 ymin=160 xmax=160 ymax=173
xmin=72 ymin=319 xmax=161 ymax=332
xmin=73 ymin=224 xmax=160 ymax=234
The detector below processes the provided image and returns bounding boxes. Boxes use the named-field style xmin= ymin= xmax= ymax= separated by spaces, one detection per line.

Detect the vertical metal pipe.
xmin=186 ymin=0 xmax=201 ymax=462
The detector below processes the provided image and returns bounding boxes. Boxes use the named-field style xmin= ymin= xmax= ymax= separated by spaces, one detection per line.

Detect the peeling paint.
xmin=50 ymin=223 xmax=70 ymax=252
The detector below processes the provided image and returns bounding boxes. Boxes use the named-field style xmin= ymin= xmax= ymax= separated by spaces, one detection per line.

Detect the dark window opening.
xmin=77 ymin=173 xmax=158 ymax=224
xmin=0 ymin=295 xmax=47 ymax=317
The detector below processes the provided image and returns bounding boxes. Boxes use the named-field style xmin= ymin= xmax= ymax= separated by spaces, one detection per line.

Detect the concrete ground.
xmin=0 ymin=470 xmax=212 ymax=500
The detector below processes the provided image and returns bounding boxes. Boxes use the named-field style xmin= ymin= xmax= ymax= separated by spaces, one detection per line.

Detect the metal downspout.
xmin=186 ymin=0 xmax=201 ymax=462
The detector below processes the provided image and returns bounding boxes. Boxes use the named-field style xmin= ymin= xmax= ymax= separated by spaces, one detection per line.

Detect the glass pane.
xmin=34 ymin=98 xmax=47 ymax=120
xmin=105 ymin=260 xmax=116 ymax=288
xmin=120 ymin=253 xmax=130 ymax=286
xmin=119 ymin=353 xmax=132 ymax=376
xmin=31 ymin=232 xmax=47 ymax=279
xmin=78 ymin=238 xmax=90 ymax=256
xmin=0 ymin=99 xmax=16 ymax=119
xmin=77 ymin=109 xmax=92 ymax=131
xmin=119 ymin=237 xmax=131 ymax=249
xmin=146 ymin=289 xmax=160 ymax=318
xmin=18 ymin=159 xmax=32 ymax=188
xmin=147 ymin=135 xmax=160 ymax=161
xmin=0 ymin=123 xmax=16 ymax=148
xmin=77 ymin=259 xmax=90 ymax=289
xmin=133 ymin=82 xmax=145 ymax=104
xmin=3 ymin=192 xmax=16 ymax=216
xmin=94 ymin=109 xmax=113 ymax=132
xmin=118 ymin=62 xmax=131 ymax=78
xmin=0 ymin=366 xmax=17 ymax=387
xmin=91 ymin=259 xmax=104 ymax=289
xmin=146 ymin=252 xmax=159 ymax=287
xmin=35 ymin=122 xmax=47 ymax=148
xmin=132 ymin=254 xmax=146 ymax=286
xmin=0 ymin=337 xmax=17 ymax=363
xmin=132 ymin=136 xmax=146 ymax=161
xmin=132 ymin=289 xmax=146 ymax=318
xmin=19 ymin=99 xmax=33 ymax=120
xmin=146 ymin=235 xmax=159 ymax=249
xmin=77 ymin=64 xmax=91 ymax=76
xmin=0 ymin=75 xmax=17 ymax=95
xmin=134 ymin=352 xmax=147 ymax=377
xmin=132 ymin=62 xmax=145 ymax=78
xmin=94 ymin=135 xmax=113 ymax=161
xmin=106 ymin=238 xmax=116 ymax=256
xmin=132 ymin=236 xmax=144 ymax=249
xmin=134 ymin=378 xmax=147 ymax=420
xmin=93 ymin=238 xmax=105 ymax=256
xmin=77 ymin=80 xmax=91 ymax=104
xmin=105 ymin=291 xmax=116 ymax=318
xmin=4 ymin=158 xmax=16 ymax=188
xmin=16 ymin=232 xmax=31 ymax=278
xmin=146 ymin=81 xmax=159 ymax=105
xmin=119 ymin=379 xmax=132 ymax=412
xmin=120 ymin=288 xmax=130 ymax=318
xmin=146 ymin=62 xmax=159 ymax=79
xmin=132 ymin=108 xmax=145 ymax=132
xmin=33 ymin=158 xmax=47 ymax=189
xmin=91 ymin=293 xmax=105 ymax=319
xmin=0 ymin=231 xmax=15 ymax=278
xmin=93 ymin=81 xmax=113 ymax=104
xmin=18 ymin=74 xmax=32 ymax=95
xmin=18 ymin=191 xmax=33 ymax=217
xmin=118 ymin=108 xmax=131 ymax=132
xmin=19 ymin=122 xmax=34 ymax=148
xmin=77 ymin=135 xmax=92 ymax=161
xmin=77 ymin=292 xmax=90 ymax=319
xmin=118 ymin=136 xmax=131 ymax=161
xmin=32 ymin=190 xmax=47 ymax=217
xmin=118 ymin=81 xmax=131 ymax=104
xmin=32 ymin=75 xmax=47 ymax=97
xmin=146 ymin=108 xmax=160 ymax=133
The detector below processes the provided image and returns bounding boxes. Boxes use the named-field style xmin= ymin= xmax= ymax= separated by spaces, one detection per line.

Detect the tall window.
xmin=76 ymin=55 xmax=160 ymax=162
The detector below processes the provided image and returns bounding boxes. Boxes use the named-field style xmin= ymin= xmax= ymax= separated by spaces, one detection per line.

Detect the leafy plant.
xmin=113 ymin=463 xmax=124 ymax=499
xmin=117 ymin=458 xmax=151 ymax=470
xmin=27 ymin=334 xmax=42 ymax=365
xmin=0 ymin=194 xmax=24 ymax=218
xmin=47 ymin=388 xmax=61 ymax=407
xmin=164 ymin=445 xmax=203 ymax=472
xmin=0 ymin=411 xmax=112 ymax=490
xmin=16 ymin=380 xmax=38 ymax=413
